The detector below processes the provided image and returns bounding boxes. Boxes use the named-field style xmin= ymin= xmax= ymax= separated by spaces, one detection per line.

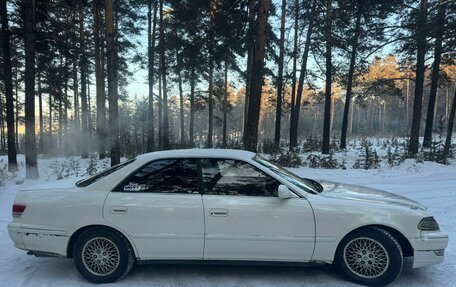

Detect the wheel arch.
xmin=334 ymin=224 xmax=413 ymax=260
xmin=66 ymin=225 xmax=138 ymax=259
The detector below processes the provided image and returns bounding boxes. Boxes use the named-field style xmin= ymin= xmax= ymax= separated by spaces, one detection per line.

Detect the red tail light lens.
xmin=12 ymin=204 xmax=26 ymax=217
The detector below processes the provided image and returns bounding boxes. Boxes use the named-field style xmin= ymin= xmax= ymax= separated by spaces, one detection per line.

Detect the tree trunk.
xmin=177 ymin=52 xmax=185 ymax=146
xmin=159 ymin=0 xmax=169 ymax=149
xmin=72 ymin=57 xmax=80 ymax=155
xmin=0 ymin=0 xmax=18 ymax=171
xmin=147 ymin=0 xmax=157 ymax=152
xmin=105 ymin=0 xmax=120 ymax=166
xmin=340 ymin=8 xmax=361 ymax=149
xmin=63 ymin=56 xmax=69 ymax=156
xmin=58 ymin=56 xmax=64 ymax=155
xmin=291 ymin=0 xmax=316 ymax=148
xmin=15 ymin=65 xmax=19 ymax=148
xmin=37 ymin=70 xmax=44 ymax=153
xmin=243 ymin=0 xmax=255 ymax=140
xmin=207 ymin=0 xmax=216 ymax=148
xmin=322 ymin=0 xmax=332 ymax=154
xmin=79 ymin=1 xmax=89 ymax=158
xmin=289 ymin=0 xmax=299 ymax=149
xmin=405 ymin=78 xmax=410 ymax=129
xmin=73 ymin=59 xmax=79 ymax=132
xmin=48 ymin=90 xmax=52 ymax=151
xmin=274 ymin=0 xmax=286 ymax=145
xmin=423 ymin=0 xmax=446 ymax=147
xmin=244 ymin=0 xmax=270 ymax=152
xmin=158 ymin=70 xmax=163 ymax=149
xmin=443 ymin=89 xmax=456 ymax=163
xmin=23 ymin=0 xmax=39 ymax=178
xmin=87 ymin=65 xmax=92 ymax=132
xmin=94 ymin=1 xmax=107 ymax=158
xmin=207 ymin=56 xmax=214 ymax=148
xmin=189 ymin=67 xmax=195 ymax=147
xmin=223 ymin=61 xmax=228 ymax=148
xmin=408 ymin=0 xmax=428 ymax=155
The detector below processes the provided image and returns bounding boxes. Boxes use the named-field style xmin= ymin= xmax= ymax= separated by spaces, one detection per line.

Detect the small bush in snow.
xmin=49 ymin=158 xmax=82 ymax=180
xmin=422 ymin=138 xmax=444 ymax=163
xmin=353 ymin=139 xmax=381 ymax=170
xmin=306 ymin=153 xmax=346 ymax=169
xmin=85 ymin=155 xmax=98 ymax=176
xmin=386 ymin=146 xmax=405 ymax=167
xmin=269 ymin=150 xmax=303 ymax=167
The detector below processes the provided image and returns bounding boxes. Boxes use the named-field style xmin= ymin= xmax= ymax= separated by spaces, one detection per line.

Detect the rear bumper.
xmin=409 ymin=230 xmax=448 ymax=268
xmin=8 ymin=222 xmax=69 ymax=257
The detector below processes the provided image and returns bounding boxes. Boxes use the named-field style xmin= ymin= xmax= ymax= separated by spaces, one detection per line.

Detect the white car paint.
xmin=202 ymin=193 xmax=315 ymax=262
xmin=8 ymin=149 xmax=448 ymax=273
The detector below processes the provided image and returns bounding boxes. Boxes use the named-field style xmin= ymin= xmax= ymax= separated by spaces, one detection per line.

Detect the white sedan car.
xmin=8 ymin=149 xmax=448 ymax=286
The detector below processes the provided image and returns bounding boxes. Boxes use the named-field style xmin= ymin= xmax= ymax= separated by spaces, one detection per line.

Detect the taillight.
xmin=12 ymin=204 xmax=26 ymax=217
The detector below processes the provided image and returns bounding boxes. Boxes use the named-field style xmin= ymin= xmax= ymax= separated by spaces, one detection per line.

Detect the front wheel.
xmin=334 ymin=227 xmax=403 ymax=287
xmin=73 ymin=227 xmax=135 ymax=283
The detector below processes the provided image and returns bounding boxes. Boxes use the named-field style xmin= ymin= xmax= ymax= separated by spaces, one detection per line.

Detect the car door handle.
xmin=110 ymin=206 xmax=128 ymax=214
xmin=210 ymin=208 xmax=228 ymax=217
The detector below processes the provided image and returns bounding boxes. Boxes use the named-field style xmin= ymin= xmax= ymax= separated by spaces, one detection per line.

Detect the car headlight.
xmin=418 ymin=217 xmax=440 ymax=231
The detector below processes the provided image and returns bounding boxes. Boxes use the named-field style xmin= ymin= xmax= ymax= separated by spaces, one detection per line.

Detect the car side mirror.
xmin=278 ymin=185 xmax=293 ymax=199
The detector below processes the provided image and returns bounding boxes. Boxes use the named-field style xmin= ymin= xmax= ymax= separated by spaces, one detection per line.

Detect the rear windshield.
xmin=76 ymin=158 xmax=136 ymax=187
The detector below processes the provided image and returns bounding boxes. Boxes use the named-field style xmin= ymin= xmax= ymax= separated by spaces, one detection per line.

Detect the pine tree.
xmin=244 ymin=0 xmax=271 ymax=152
xmin=105 ymin=0 xmax=120 ymax=166
xmin=24 ymin=0 xmax=39 ymax=178
xmin=146 ymin=0 xmax=157 ymax=151
xmin=423 ymin=0 xmax=448 ymax=147
xmin=409 ymin=0 xmax=429 ymax=155
xmin=322 ymin=0 xmax=333 ymax=155
xmin=274 ymin=0 xmax=286 ymax=146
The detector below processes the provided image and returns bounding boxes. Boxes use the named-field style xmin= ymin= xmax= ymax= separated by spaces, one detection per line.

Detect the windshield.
xmin=253 ymin=155 xmax=318 ymax=194
xmin=76 ymin=158 xmax=136 ymax=187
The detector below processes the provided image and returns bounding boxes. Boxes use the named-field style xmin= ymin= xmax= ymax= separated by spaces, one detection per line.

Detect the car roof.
xmin=135 ymin=148 xmax=256 ymax=162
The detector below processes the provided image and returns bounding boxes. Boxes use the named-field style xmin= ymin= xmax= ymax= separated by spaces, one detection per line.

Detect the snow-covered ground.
xmin=0 ymin=152 xmax=455 ymax=287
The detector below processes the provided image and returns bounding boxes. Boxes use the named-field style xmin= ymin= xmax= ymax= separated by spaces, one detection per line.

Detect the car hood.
xmin=318 ymin=180 xmax=427 ymax=211
xmin=21 ymin=178 xmax=80 ymax=191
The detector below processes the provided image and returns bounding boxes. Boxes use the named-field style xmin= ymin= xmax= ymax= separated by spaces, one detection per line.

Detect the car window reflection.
xmin=121 ymin=159 xmax=199 ymax=194
xmin=201 ymin=159 xmax=280 ymax=197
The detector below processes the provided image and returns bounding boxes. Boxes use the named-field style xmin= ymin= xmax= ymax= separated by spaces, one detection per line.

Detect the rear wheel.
xmin=334 ymin=227 xmax=403 ymax=286
xmin=73 ymin=227 xmax=135 ymax=283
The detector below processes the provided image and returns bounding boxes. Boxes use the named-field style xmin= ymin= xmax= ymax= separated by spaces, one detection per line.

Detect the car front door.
xmin=103 ymin=158 xmax=204 ymax=260
xmin=200 ymin=158 xmax=315 ymax=262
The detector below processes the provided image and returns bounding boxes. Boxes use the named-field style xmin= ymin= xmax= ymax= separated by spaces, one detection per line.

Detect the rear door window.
xmin=118 ymin=159 xmax=199 ymax=194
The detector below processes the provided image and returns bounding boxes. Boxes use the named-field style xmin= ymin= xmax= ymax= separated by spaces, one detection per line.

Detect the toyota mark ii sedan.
xmin=8 ymin=149 xmax=448 ymax=286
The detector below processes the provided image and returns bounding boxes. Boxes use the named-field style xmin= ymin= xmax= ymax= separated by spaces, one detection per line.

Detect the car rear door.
xmin=103 ymin=158 xmax=205 ymax=260
xmin=200 ymin=158 xmax=315 ymax=262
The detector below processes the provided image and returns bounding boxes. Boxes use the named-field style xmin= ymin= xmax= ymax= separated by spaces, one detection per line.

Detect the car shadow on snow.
xmin=10 ymin=256 xmax=448 ymax=287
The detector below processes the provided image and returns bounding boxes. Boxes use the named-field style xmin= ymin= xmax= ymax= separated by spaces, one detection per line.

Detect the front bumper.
xmin=409 ymin=230 xmax=449 ymax=268
xmin=8 ymin=222 xmax=69 ymax=257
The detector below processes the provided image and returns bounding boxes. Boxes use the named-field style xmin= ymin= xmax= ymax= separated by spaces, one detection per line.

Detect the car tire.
xmin=334 ymin=227 xmax=403 ymax=287
xmin=73 ymin=227 xmax=135 ymax=283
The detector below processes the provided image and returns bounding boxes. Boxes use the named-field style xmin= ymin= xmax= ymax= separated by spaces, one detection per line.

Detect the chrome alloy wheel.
xmin=82 ymin=237 xmax=120 ymax=276
xmin=343 ymin=237 xmax=390 ymax=279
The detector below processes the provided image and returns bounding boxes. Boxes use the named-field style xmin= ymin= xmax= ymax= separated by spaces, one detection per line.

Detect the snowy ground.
xmin=0 ymin=151 xmax=455 ymax=287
